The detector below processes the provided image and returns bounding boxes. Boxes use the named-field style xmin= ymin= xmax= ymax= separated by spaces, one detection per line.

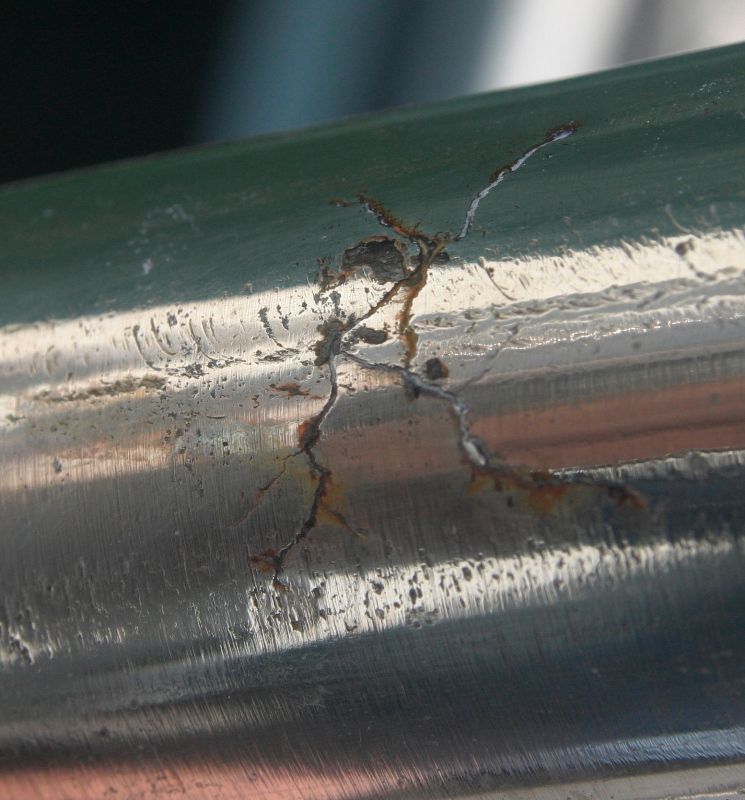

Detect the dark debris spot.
xmin=353 ymin=326 xmax=388 ymax=345
xmin=248 ymin=548 xmax=282 ymax=574
xmin=423 ymin=357 xmax=449 ymax=380
xmin=341 ymin=237 xmax=408 ymax=284
xmin=313 ymin=318 xmax=344 ymax=366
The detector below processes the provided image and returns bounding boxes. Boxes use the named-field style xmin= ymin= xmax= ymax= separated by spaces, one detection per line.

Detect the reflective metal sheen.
xmin=3 ymin=44 xmax=745 ymax=800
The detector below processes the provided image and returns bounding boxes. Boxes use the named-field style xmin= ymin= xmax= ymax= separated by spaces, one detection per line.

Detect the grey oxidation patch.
xmin=341 ymin=237 xmax=409 ymax=284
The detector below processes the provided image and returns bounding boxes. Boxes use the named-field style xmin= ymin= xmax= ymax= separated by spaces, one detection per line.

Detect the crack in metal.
xmin=244 ymin=123 xmax=635 ymax=584
xmin=342 ymin=351 xmax=490 ymax=468
xmin=254 ymin=231 xmax=447 ymax=581
xmin=455 ymin=124 xmax=578 ymax=241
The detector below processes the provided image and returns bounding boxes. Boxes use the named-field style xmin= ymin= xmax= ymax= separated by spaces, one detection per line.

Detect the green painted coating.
xmin=1 ymin=43 xmax=745 ymax=326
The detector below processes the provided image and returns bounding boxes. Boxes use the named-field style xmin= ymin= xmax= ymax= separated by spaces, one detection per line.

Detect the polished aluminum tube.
xmin=2 ymin=44 xmax=745 ymax=799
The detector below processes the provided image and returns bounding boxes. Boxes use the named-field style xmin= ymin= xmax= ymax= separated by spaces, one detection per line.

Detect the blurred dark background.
xmin=2 ymin=0 xmax=744 ymax=185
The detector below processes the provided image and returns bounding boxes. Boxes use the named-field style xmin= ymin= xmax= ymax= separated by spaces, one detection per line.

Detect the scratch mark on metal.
xmin=258 ymin=306 xmax=298 ymax=355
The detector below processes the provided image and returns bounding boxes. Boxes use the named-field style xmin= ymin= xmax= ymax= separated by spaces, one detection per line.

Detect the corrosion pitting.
xmin=341 ymin=237 xmax=409 ymax=284
xmin=317 ymin=237 xmax=409 ymax=291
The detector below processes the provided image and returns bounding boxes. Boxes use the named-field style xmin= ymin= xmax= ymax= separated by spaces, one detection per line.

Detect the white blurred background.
xmin=2 ymin=1 xmax=745 ymax=183
xmin=198 ymin=0 xmax=745 ymax=142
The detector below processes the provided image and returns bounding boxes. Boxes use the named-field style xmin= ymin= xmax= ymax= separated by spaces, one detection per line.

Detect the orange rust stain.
xmin=231 ymin=471 xmax=285 ymax=528
xmin=607 ymin=484 xmax=645 ymax=510
xmin=400 ymin=325 xmax=420 ymax=367
xmin=315 ymin=475 xmax=352 ymax=531
xmin=270 ymin=382 xmax=310 ymax=398
xmin=467 ymin=467 xmax=528 ymax=500
xmin=316 ymin=502 xmax=351 ymax=530
xmin=467 ymin=466 xmax=642 ymax=515
xmin=358 ymin=194 xmax=422 ymax=240
xmin=298 ymin=418 xmax=315 ymax=450
xmin=467 ymin=470 xmax=496 ymax=496
xmin=526 ymin=482 xmax=569 ymax=515
xmin=396 ymin=240 xmax=447 ymax=366
xmin=254 ymin=471 xmax=284 ymax=505
xmin=247 ymin=547 xmax=282 ymax=574
xmin=297 ymin=417 xmax=315 ymax=450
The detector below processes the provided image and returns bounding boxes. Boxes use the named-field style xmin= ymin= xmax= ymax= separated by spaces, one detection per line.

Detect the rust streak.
xmin=233 ymin=453 xmax=297 ymax=529
xmin=358 ymin=193 xmax=426 ymax=241
xmin=269 ymin=382 xmax=310 ymax=398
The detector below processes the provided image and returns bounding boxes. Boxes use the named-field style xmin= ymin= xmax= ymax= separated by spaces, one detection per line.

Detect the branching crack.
xmin=244 ymin=122 xmax=638 ymax=586
xmin=343 ymin=351 xmax=490 ymax=468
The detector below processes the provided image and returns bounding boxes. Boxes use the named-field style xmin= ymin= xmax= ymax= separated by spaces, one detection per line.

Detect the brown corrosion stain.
xmin=467 ymin=467 xmax=569 ymax=515
xmin=247 ymin=547 xmax=282 ymax=574
xmin=358 ymin=193 xmax=423 ymax=239
xmin=298 ymin=417 xmax=319 ymax=451
xmin=250 ymin=473 xmax=284 ymax=512
xmin=607 ymin=484 xmax=645 ymax=510
xmin=396 ymin=238 xmax=448 ymax=366
xmin=270 ymin=382 xmax=310 ymax=397
xmin=316 ymin=261 xmax=357 ymax=292
xmin=231 ymin=456 xmax=296 ymax=529
xmin=323 ymin=129 xmax=641 ymax=520
xmin=357 ymin=197 xmax=448 ymax=364
xmin=526 ymin=483 xmax=570 ymax=517
xmin=467 ymin=464 xmax=642 ymax=516
xmin=315 ymin=475 xmax=354 ymax=532
xmin=249 ymin=123 xmax=638 ymax=582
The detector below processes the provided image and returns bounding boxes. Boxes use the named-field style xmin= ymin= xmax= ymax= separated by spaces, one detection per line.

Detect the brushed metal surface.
xmin=3 ymin=44 xmax=745 ymax=800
